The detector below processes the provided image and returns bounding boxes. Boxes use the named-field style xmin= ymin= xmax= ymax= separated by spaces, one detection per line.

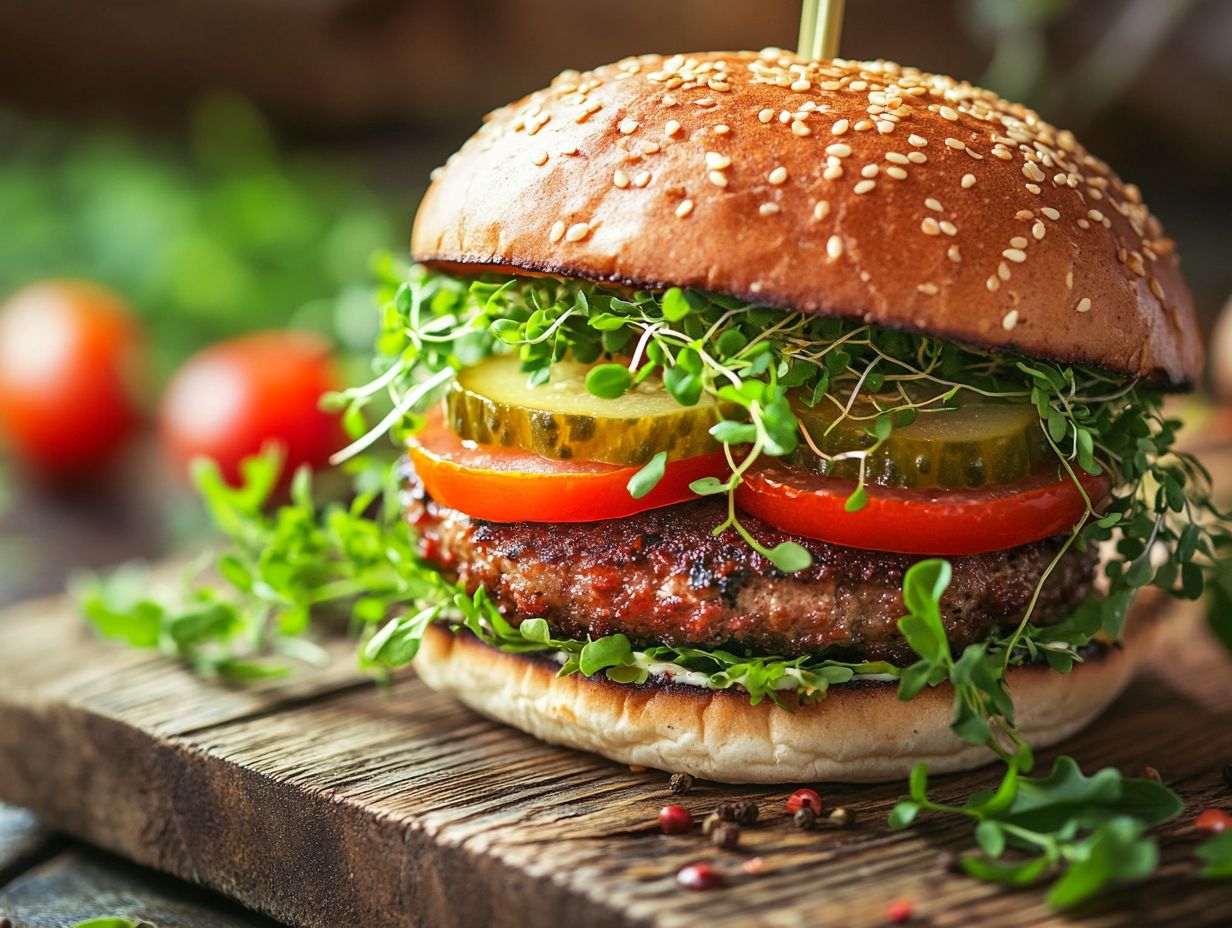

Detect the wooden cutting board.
xmin=0 ymin=576 xmax=1230 ymax=928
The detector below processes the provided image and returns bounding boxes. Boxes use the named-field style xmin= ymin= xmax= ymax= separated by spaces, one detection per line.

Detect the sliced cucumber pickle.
xmin=788 ymin=388 xmax=1049 ymax=489
xmin=446 ymin=355 xmax=723 ymax=465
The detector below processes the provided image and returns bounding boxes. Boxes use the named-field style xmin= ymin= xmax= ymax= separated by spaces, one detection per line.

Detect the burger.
xmin=357 ymin=50 xmax=1210 ymax=783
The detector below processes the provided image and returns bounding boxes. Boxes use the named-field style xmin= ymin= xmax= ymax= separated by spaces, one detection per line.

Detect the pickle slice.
xmin=789 ymin=389 xmax=1049 ymax=489
xmin=446 ymin=355 xmax=723 ymax=465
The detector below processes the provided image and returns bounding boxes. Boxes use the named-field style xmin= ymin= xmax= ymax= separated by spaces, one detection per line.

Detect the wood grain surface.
xmin=0 ymin=579 xmax=1229 ymax=928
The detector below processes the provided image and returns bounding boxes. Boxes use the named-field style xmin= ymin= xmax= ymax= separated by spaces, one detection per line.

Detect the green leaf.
xmin=661 ymin=287 xmax=691 ymax=322
xmin=627 ymin=452 xmax=667 ymax=499
xmin=765 ymin=541 xmax=812 ymax=573
xmin=710 ymin=420 xmax=757 ymax=445
xmin=688 ymin=476 xmax=729 ymax=496
xmin=578 ymin=634 xmax=634 ymax=676
xmin=71 ymin=920 xmax=153 ymax=928
xmin=1046 ymin=818 xmax=1157 ymax=910
xmin=843 ymin=485 xmax=868 ymax=512
xmin=585 ymin=363 xmax=632 ymax=399
xmin=1196 ymin=830 xmax=1232 ymax=879
xmin=888 ymin=801 xmax=920 ymax=830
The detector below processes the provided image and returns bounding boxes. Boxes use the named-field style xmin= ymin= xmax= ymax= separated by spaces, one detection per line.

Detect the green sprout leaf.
xmin=627 ymin=452 xmax=667 ymax=499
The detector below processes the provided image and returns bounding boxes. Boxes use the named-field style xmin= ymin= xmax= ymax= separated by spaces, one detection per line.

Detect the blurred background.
xmin=2 ymin=0 xmax=1231 ymax=608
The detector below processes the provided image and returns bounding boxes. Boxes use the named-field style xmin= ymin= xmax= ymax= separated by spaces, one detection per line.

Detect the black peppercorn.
xmin=793 ymin=807 xmax=817 ymax=830
xmin=712 ymin=822 xmax=741 ymax=850
xmin=1 ymin=917 xmax=13 ymax=928
xmin=1142 ymin=766 xmax=1163 ymax=783
xmin=716 ymin=799 xmax=759 ymax=825
xmin=669 ymin=772 xmax=695 ymax=794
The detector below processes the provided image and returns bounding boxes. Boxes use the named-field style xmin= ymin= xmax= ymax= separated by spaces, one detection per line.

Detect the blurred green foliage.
xmin=0 ymin=95 xmax=405 ymax=376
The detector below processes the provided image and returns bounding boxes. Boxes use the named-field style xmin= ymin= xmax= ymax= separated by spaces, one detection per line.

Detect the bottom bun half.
xmin=412 ymin=619 xmax=1147 ymax=784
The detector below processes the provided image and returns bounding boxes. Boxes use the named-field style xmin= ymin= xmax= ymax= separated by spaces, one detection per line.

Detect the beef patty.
xmin=404 ymin=472 xmax=1098 ymax=664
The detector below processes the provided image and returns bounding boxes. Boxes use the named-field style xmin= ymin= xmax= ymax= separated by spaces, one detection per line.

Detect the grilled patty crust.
xmin=404 ymin=471 xmax=1098 ymax=664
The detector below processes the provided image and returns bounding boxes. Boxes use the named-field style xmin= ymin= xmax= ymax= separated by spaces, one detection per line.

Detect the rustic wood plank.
xmin=0 ymin=848 xmax=281 ymax=927
xmin=0 ymin=582 xmax=1229 ymax=928
xmin=0 ymin=804 xmax=61 ymax=886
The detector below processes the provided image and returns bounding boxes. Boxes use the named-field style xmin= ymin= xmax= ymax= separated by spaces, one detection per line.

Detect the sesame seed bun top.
xmin=411 ymin=50 xmax=1203 ymax=387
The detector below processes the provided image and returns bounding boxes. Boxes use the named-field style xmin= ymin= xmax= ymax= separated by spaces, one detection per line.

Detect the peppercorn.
xmin=717 ymin=799 xmax=760 ymax=825
xmin=669 ymin=772 xmax=695 ymax=795
xmin=659 ymin=805 xmax=694 ymax=835
xmin=786 ymin=787 xmax=824 ymax=816
xmin=827 ymin=807 xmax=854 ymax=828
xmin=1195 ymin=809 xmax=1232 ymax=833
xmin=793 ymin=807 xmax=818 ymax=830
xmin=712 ymin=822 xmax=741 ymax=850
xmin=886 ymin=898 xmax=915 ymax=923
xmin=1142 ymin=766 xmax=1163 ymax=783
xmin=677 ymin=861 xmax=726 ymax=890
xmin=1 ymin=917 xmax=13 ymax=928
xmin=1222 ymin=764 xmax=1232 ymax=790
xmin=702 ymin=811 xmax=723 ymax=836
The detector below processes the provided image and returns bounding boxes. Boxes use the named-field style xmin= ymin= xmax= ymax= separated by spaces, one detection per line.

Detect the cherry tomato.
xmin=407 ymin=410 xmax=727 ymax=523
xmin=735 ymin=462 xmax=1110 ymax=555
xmin=160 ymin=331 xmax=342 ymax=485
xmin=0 ymin=280 xmax=145 ymax=478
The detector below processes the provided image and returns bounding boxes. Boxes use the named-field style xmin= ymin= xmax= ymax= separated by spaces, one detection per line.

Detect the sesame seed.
xmin=634 ymin=171 xmax=651 ymax=187
xmin=792 ymin=121 xmax=811 ymax=137
xmin=1022 ymin=162 xmax=1046 ymax=182
xmin=876 ymin=121 xmax=895 ymax=134
xmin=825 ymin=143 xmax=852 ymax=158
xmin=549 ymin=221 xmax=566 ymax=243
xmin=619 ymin=118 xmax=639 ymax=134
xmin=832 ymin=119 xmax=850 ymax=135
xmin=944 ymin=137 xmax=964 ymax=150
xmin=1041 ymin=207 xmax=1060 ymax=220
xmin=791 ymin=79 xmax=811 ymax=91
xmin=713 ymin=124 xmax=730 ymax=135
xmin=886 ymin=166 xmax=908 ymax=180
xmin=855 ymin=120 xmax=874 ymax=131
xmin=925 ymin=197 xmax=943 ymax=212
xmin=1149 ymin=277 xmax=1164 ymax=300
xmin=918 ymin=282 xmax=940 ymax=295
xmin=613 ymin=170 xmax=630 ymax=188
xmin=939 ymin=220 xmax=957 ymax=236
xmin=908 ymin=134 xmax=928 ymax=147
xmin=861 ymin=164 xmax=880 ymax=178
xmin=664 ymin=120 xmax=682 ymax=137
xmin=1015 ymin=210 xmax=1035 ymax=221
xmin=560 ymin=144 xmax=579 ymax=156
xmin=1077 ymin=218 xmax=1091 ymax=230
xmin=768 ymin=166 xmax=788 ymax=185
xmin=1076 ymin=297 xmax=1092 ymax=313
xmin=758 ymin=108 xmax=774 ymax=123
xmin=992 ymin=147 xmax=1013 ymax=161
xmin=1025 ymin=183 xmax=1042 ymax=195
xmin=907 ymin=151 xmax=927 ymax=164
xmin=998 ymin=262 xmax=1012 ymax=281
xmin=948 ymin=245 xmax=962 ymax=262
xmin=961 ymin=173 xmax=976 ymax=188
xmin=940 ymin=106 xmax=959 ymax=121
xmin=986 ymin=276 xmax=1001 ymax=292
xmin=1066 ymin=270 xmax=1074 ymax=289
xmin=1002 ymin=310 xmax=1019 ymax=331
xmin=823 ymin=164 xmax=843 ymax=180
xmin=759 ymin=202 xmax=781 ymax=216
xmin=826 ymin=235 xmax=844 ymax=259
xmin=921 ymin=217 xmax=941 ymax=235
xmin=965 ymin=146 xmax=983 ymax=160
xmin=708 ymin=170 xmax=728 ymax=188
xmin=1087 ymin=208 xmax=1105 ymax=222
xmin=675 ymin=199 xmax=694 ymax=218
xmin=640 ymin=141 xmax=660 ymax=154
xmin=1032 ymin=221 xmax=1046 ymax=240
xmin=1003 ymin=248 xmax=1027 ymax=263
xmin=813 ymin=200 xmax=831 ymax=221
xmin=1010 ymin=236 xmax=1029 ymax=249
xmin=565 ymin=222 xmax=591 ymax=242
xmin=886 ymin=152 xmax=910 ymax=165
xmin=854 ymin=179 xmax=876 ymax=194
xmin=705 ymin=151 xmax=731 ymax=170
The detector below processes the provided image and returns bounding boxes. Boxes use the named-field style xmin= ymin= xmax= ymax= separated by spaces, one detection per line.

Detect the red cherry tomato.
xmin=160 ymin=331 xmax=342 ymax=485
xmin=735 ymin=462 xmax=1110 ymax=556
xmin=407 ymin=409 xmax=728 ymax=523
xmin=0 ymin=280 xmax=145 ymax=478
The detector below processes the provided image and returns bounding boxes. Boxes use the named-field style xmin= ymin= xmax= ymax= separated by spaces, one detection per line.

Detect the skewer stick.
xmin=797 ymin=0 xmax=847 ymax=60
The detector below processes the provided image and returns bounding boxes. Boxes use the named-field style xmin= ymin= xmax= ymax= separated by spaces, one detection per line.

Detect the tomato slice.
xmin=407 ymin=410 xmax=728 ymax=523
xmin=735 ymin=462 xmax=1110 ymax=555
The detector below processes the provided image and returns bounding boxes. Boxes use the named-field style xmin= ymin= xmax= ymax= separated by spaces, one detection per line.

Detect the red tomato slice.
xmin=735 ymin=462 xmax=1110 ymax=555
xmin=407 ymin=410 xmax=728 ymax=523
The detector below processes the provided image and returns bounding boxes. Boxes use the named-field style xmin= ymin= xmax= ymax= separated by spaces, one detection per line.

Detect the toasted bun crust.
xmin=413 ymin=50 xmax=1201 ymax=386
xmin=413 ymin=624 xmax=1141 ymax=783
